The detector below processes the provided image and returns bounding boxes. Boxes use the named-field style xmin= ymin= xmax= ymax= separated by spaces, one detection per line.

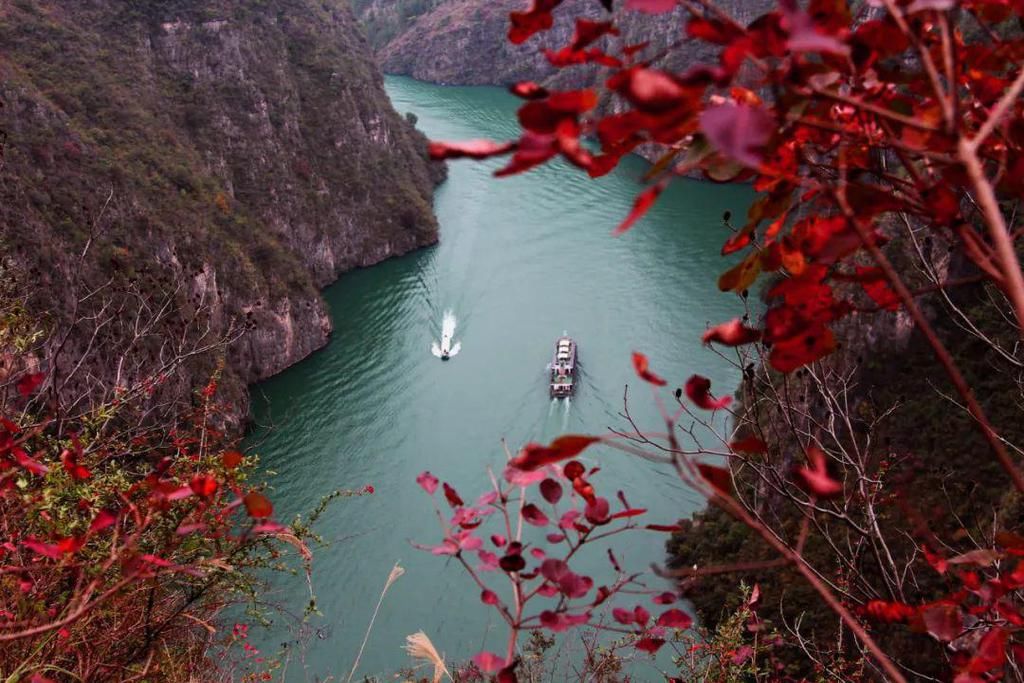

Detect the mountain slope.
xmin=0 ymin=0 xmax=441 ymax=421
xmin=353 ymin=0 xmax=773 ymax=86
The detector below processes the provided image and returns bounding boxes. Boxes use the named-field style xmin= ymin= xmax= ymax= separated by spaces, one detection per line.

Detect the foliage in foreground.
xmin=0 ymin=276 xmax=347 ymax=682
xmin=420 ymin=0 xmax=1024 ymax=681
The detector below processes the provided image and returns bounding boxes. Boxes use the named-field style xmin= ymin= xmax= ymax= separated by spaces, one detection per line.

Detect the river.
xmin=244 ymin=76 xmax=755 ymax=680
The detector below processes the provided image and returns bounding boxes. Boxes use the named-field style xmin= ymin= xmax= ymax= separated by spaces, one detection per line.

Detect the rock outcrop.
xmin=0 ymin=0 xmax=441 ymax=424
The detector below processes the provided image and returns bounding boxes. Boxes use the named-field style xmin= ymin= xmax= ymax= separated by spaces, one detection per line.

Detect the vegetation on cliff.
xmin=0 ymin=0 xmax=441 ymax=425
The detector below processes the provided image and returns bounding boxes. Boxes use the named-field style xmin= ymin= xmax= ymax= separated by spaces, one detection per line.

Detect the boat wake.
xmin=431 ymin=310 xmax=461 ymax=359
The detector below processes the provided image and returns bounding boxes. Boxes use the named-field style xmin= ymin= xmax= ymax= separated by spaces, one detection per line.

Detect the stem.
xmin=958 ymin=138 xmax=1024 ymax=336
xmin=345 ymin=563 xmax=404 ymax=683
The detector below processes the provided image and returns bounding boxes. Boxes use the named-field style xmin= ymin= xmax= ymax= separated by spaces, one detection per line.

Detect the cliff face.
xmin=354 ymin=0 xmax=773 ymax=86
xmin=0 ymin=0 xmax=441 ymax=422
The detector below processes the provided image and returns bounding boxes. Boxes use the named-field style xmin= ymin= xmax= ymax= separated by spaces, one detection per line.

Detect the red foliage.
xmin=684 ymin=374 xmax=732 ymax=410
xmin=508 ymin=435 xmax=601 ymax=471
xmin=702 ymin=318 xmax=762 ymax=347
xmin=429 ymin=0 xmax=1024 ymax=678
xmin=631 ymin=351 xmax=667 ymax=386
xmin=794 ymin=446 xmax=843 ymax=499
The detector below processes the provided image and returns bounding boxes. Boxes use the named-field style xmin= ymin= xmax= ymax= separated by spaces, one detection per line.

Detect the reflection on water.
xmin=245 ymin=76 xmax=755 ymax=680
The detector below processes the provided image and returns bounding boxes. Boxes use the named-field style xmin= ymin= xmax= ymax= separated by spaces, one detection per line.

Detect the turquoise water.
xmin=245 ymin=76 xmax=755 ymax=680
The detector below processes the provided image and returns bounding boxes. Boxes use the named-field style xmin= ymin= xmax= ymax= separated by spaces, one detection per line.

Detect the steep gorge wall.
xmin=354 ymin=0 xmax=773 ymax=86
xmin=0 ymin=0 xmax=442 ymax=422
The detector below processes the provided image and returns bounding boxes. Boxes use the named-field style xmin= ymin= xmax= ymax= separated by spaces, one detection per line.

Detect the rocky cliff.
xmin=353 ymin=0 xmax=773 ymax=86
xmin=0 ymin=0 xmax=441 ymax=423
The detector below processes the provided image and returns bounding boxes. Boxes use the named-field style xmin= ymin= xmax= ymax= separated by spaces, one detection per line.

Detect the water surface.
xmin=247 ymin=76 xmax=755 ymax=680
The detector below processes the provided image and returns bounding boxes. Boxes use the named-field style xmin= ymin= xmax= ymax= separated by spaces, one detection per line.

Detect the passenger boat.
xmin=548 ymin=336 xmax=577 ymax=398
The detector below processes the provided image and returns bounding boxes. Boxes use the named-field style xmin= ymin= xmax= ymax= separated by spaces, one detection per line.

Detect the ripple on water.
xmin=244 ymin=76 xmax=756 ymax=680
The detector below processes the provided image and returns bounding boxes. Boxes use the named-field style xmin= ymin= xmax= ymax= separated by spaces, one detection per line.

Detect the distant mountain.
xmin=352 ymin=0 xmax=773 ymax=86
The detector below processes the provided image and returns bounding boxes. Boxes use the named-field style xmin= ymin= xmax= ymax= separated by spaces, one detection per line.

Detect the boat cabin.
xmin=548 ymin=336 xmax=578 ymax=398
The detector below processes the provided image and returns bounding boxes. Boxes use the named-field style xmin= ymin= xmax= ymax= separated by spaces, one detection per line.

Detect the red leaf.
xmin=614 ymin=181 xmax=666 ymax=235
xmin=473 ymin=651 xmax=506 ymax=673
xmin=509 ymin=0 xmax=563 ymax=44
xmin=539 ymin=610 xmax=590 ymax=632
xmin=967 ymin=628 xmax=1007 ymax=675
xmin=794 ymin=447 xmax=842 ymax=499
xmin=657 ymin=609 xmax=693 ymax=629
xmin=243 ymin=492 xmax=273 ymax=519
xmin=139 ymin=553 xmax=174 ymax=568
xmin=481 ymin=589 xmax=500 ymax=605
xmin=189 ymin=474 xmax=219 ymax=498
xmin=478 ymin=550 xmax=500 ymax=571
xmin=522 ymin=503 xmax=550 ymax=527
xmin=854 ymin=266 xmax=900 ymax=311
xmin=921 ymin=603 xmax=962 ymax=642
xmin=685 ymin=375 xmax=732 ymax=410
xmin=510 ymin=81 xmax=548 ymax=100
xmin=645 ymin=523 xmax=683 ymax=532
xmin=443 ymin=482 xmax=464 ymax=508
xmin=653 ymin=592 xmax=677 ymax=604
xmin=635 ymin=637 xmax=666 ymax=653
xmin=569 ymin=19 xmax=618 ymax=51
xmin=563 ymin=461 xmax=585 ymax=480
xmin=686 ymin=17 xmax=733 ymax=44
xmin=13 ymin=448 xmax=49 ymax=476
xmin=509 ymin=435 xmax=601 ymax=471
xmin=60 ymin=449 xmax=92 ymax=481
xmin=611 ymin=68 xmax=692 ymax=114
xmin=89 ymin=509 xmax=117 ymax=534
xmin=16 ymin=372 xmax=44 ymax=398
xmin=584 ymin=497 xmax=611 ymax=525
xmin=853 ymin=19 xmax=909 ymax=58
xmin=699 ymin=103 xmax=774 ymax=167
xmin=864 ymin=599 xmax=916 ymax=623
xmin=769 ymin=325 xmax=837 ymax=373
xmin=416 ymin=471 xmax=439 ymax=495
xmin=702 ymin=318 xmax=762 ymax=346
xmin=428 ymin=139 xmax=516 ymax=161
xmin=922 ymin=545 xmax=948 ymax=574
xmin=610 ymin=507 xmax=647 ymax=520
xmin=781 ymin=1 xmax=850 ymax=55
xmin=697 ymin=463 xmax=732 ymax=494
xmin=221 ymin=450 xmax=244 ymax=469
xmin=497 ymin=663 xmax=519 ymax=683
xmin=632 ymin=352 xmax=667 ymax=386
xmin=729 ymin=436 xmax=767 ymax=454
xmin=500 ymin=553 xmax=526 ymax=573
xmin=540 ymin=478 xmax=563 ymax=504
xmin=948 ymin=548 xmax=1001 ymax=568
xmin=1 ymin=416 xmax=22 ymax=434
xmin=494 ymin=132 xmax=559 ymax=176
xmin=23 ymin=537 xmax=64 ymax=559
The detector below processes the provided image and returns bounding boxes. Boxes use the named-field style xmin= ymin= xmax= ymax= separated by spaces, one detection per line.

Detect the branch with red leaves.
xmin=425 ymin=0 xmax=1024 ymax=679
